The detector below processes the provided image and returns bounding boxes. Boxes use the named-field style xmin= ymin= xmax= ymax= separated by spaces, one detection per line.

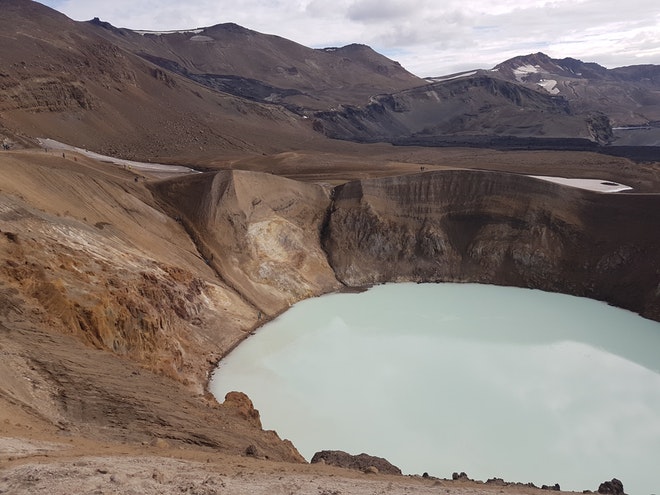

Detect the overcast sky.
xmin=39 ymin=0 xmax=660 ymax=77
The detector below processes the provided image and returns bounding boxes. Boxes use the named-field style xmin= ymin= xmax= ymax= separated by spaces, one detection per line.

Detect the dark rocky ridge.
xmin=311 ymin=76 xmax=614 ymax=147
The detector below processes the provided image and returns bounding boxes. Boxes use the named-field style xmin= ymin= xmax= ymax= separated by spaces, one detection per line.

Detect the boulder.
xmin=598 ymin=479 xmax=626 ymax=495
xmin=310 ymin=450 xmax=401 ymax=475
xmin=542 ymin=484 xmax=561 ymax=491
xmin=221 ymin=391 xmax=262 ymax=428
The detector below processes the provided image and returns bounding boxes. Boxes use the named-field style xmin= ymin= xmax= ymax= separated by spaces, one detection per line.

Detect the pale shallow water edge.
xmin=210 ymin=283 xmax=660 ymax=495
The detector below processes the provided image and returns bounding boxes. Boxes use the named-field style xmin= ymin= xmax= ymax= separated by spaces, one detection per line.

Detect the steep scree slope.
xmin=0 ymin=0 xmax=316 ymax=159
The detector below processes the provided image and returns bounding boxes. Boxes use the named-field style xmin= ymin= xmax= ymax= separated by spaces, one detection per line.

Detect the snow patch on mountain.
xmin=136 ymin=28 xmax=204 ymax=36
xmin=426 ymin=71 xmax=477 ymax=82
xmin=513 ymin=64 xmax=540 ymax=82
xmin=530 ymin=176 xmax=632 ymax=192
xmin=537 ymin=79 xmax=559 ymax=94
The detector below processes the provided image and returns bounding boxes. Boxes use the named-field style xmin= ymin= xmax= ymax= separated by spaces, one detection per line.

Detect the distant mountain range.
xmin=316 ymin=52 xmax=660 ymax=149
xmin=1 ymin=0 xmax=659 ymax=158
xmin=490 ymin=52 xmax=660 ymax=123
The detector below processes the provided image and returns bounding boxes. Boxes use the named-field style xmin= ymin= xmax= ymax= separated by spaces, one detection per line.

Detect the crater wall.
xmin=323 ymin=170 xmax=660 ymax=320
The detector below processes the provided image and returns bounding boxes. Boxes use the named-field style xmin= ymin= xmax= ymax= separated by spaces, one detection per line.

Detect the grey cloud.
xmin=347 ymin=0 xmax=414 ymax=22
xmin=41 ymin=0 xmax=660 ymax=77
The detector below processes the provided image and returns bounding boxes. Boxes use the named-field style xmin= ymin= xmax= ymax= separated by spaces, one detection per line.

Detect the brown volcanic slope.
xmin=150 ymin=169 xmax=342 ymax=315
xmin=2 ymin=1 xmax=655 ymax=161
xmin=0 ymin=151 xmax=309 ymax=467
xmin=87 ymin=19 xmax=424 ymax=110
xmin=0 ymin=0 xmax=321 ymax=159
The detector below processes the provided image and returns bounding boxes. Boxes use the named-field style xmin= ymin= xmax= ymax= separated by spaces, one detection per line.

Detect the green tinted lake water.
xmin=210 ymin=283 xmax=660 ymax=494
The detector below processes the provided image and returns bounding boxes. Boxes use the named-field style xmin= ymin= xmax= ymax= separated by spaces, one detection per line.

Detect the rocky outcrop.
xmin=323 ymin=170 xmax=660 ymax=320
xmin=598 ymin=479 xmax=626 ymax=495
xmin=0 ymin=76 xmax=95 ymax=112
xmin=221 ymin=391 xmax=262 ymax=429
xmin=311 ymin=450 xmax=402 ymax=475
xmin=151 ymin=169 xmax=342 ymax=316
xmin=541 ymin=483 xmax=561 ymax=491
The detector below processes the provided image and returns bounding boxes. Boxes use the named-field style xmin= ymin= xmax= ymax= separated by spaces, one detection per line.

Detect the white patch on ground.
xmin=537 ymin=79 xmax=559 ymax=95
xmin=36 ymin=138 xmax=199 ymax=175
xmin=190 ymin=35 xmax=214 ymax=42
xmin=426 ymin=71 xmax=477 ymax=82
xmin=530 ymin=176 xmax=633 ymax=192
xmin=612 ymin=126 xmax=653 ymax=130
xmin=135 ymin=29 xmax=204 ymax=36
xmin=37 ymin=221 xmax=157 ymax=274
xmin=513 ymin=64 xmax=540 ymax=82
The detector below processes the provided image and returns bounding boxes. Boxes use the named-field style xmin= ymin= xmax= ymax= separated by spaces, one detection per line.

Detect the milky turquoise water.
xmin=210 ymin=283 xmax=660 ymax=494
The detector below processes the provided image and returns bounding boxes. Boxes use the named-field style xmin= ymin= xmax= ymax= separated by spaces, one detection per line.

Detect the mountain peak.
xmin=494 ymin=52 xmax=555 ymax=72
xmin=494 ymin=52 xmax=608 ymax=81
xmin=2 ymin=0 xmax=75 ymax=28
xmin=204 ymin=22 xmax=257 ymax=35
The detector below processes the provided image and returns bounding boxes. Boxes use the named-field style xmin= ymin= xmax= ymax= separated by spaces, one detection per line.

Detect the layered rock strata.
xmin=323 ymin=170 xmax=660 ymax=320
